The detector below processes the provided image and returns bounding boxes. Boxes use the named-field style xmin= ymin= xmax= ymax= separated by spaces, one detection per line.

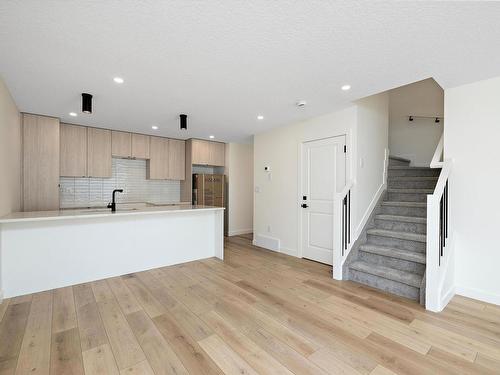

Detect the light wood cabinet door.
xmin=22 ymin=114 xmax=60 ymax=211
xmin=60 ymin=123 xmax=87 ymax=177
xmin=191 ymin=139 xmax=210 ymax=165
xmin=131 ymin=133 xmax=150 ymax=159
xmin=147 ymin=136 xmax=169 ymax=179
xmin=87 ymin=128 xmax=112 ymax=177
xmin=168 ymin=139 xmax=185 ymax=180
xmin=111 ymin=131 xmax=131 ymax=158
xmin=209 ymin=142 xmax=225 ymax=166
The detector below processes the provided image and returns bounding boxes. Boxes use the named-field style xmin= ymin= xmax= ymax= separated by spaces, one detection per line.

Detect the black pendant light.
xmin=180 ymin=114 xmax=187 ymax=130
xmin=82 ymin=93 xmax=93 ymax=114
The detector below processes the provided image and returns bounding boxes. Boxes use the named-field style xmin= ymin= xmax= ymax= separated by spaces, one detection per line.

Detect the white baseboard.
xmin=355 ymin=183 xmax=386 ymax=239
xmin=228 ymin=228 xmax=253 ymax=236
xmin=280 ymin=246 xmax=298 ymax=257
xmin=0 ymin=290 xmax=3 ymax=304
xmin=455 ymin=285 xmax=500 ymax=306
xmin=253 ymin=234 xmax=280 ymax=252
xmin=440 ymin=285 xmax=456 ymax=311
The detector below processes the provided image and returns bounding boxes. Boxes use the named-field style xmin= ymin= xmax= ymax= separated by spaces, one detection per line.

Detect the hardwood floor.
xmin=1 ymin=235 xmax=500 ymax=374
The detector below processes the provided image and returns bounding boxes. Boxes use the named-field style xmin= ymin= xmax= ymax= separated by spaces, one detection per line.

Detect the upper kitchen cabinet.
xmin=191 ymin=139 xmax=225 ymax=166
xmin=22 ymin=114 xmax=60 ymax=211
xmin=60 ymin=123 xmax=87 ymax=177
xmin=131 ymin=133 xmax=150 ymax=159
xmin=191 ymin=139 xmax=210 ymax=165
xmin=209 ymin=141 xmax=225 ymax=166
xmin=87 ymin=127 xmax=112 ymax=177
xmin=111 ymin=130 xmax=131 ymax=158
xmin=168 ymin=139 xmax=185 ymax=180
xmin=147 ymin=136 xmax=169 ymax=179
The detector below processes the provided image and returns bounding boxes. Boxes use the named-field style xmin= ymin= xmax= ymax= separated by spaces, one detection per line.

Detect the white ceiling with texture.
xmin=1 ymin=1 xmax=500 ymax=142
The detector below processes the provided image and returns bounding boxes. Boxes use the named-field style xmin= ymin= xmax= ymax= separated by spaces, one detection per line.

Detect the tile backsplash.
xmin=60 ymin=158 xmax=181 ymax=208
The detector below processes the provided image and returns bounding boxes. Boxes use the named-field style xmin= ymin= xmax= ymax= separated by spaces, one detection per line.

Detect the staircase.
xmin=347 ymin=156 xmax=440 ymax=304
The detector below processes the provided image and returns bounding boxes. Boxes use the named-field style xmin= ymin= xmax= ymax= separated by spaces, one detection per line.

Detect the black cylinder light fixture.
xmin=180 ymin=114 xmax=187 ymax=130
xmin=82 ymin=93 xmax=93 ymax=114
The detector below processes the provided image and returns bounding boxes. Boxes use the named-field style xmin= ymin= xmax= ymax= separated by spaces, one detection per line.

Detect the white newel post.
xmin=426 ymin=195 xmax=440 ymax=311
xmin=332 ymin=192 xmax=344 ymax=280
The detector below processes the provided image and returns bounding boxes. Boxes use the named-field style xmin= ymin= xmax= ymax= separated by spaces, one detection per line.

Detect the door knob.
xmin=301 ymin=203 xmax=308 ymax=208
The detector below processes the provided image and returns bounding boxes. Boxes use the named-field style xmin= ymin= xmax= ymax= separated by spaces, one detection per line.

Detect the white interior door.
xmin=301 ymin=136 xmax=346 ymax=265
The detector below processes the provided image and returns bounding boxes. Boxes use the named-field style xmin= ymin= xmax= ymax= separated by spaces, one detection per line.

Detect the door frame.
xmin=297 ymin=130 xmax=353 ymax=263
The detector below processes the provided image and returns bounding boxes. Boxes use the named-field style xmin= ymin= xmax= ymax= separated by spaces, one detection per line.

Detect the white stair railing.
xmin=332 ymin=181 xmax=354 ymax=280
xmin=430 ymin=133 xmax=444 ymax=168
xmin=426 ymin=157 xmax=454 ymax=312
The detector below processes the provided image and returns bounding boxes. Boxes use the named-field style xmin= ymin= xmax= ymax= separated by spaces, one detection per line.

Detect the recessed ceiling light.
xmin=151 ymin=125 xmax=159 ymax=130
xmin=69 ymin=112 xmax=77 ymax=117
xmin=209 ymin=135 xmax=215 ymax=139
xmin=113 ymin=77 xmax=124 ymax=84
xmin=341 ymin=84 xmax=351 ymax=91
xmin=257 ymin=115 xmax=264 ymax=120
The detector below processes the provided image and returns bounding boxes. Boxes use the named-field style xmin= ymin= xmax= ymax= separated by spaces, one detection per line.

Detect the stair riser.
xmin=389 ymin=159 xmax=410 ymax=167
xmin=348 ymin=269 xmax=420 ymax=301
xmin=388 ymin=169 xmax=440 ymax=177
xmin=367 ymin=234 xmax=426 ymax=252
xmin=374 ymin=219 xmax=427 ymax=234
xmin=387 ymin=192 xmax=429 ymax=202
xmin=358 ymin=251 xmax=425 ymax=275
xmin=380 ymin=205 xmax=427 ymax=217
xmin=388 ymin=179 xmax=438 ymax=189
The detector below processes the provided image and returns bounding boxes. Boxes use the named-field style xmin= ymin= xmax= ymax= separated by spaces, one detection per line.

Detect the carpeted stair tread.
xmin=375 ymin=214 xmax=426 ymax=223
xmin=367 ymin=228 xmax=426 ymax=243
xmin=359 ymin=244 xmax=426 ymax=264
xmin=387 ymin=188 xmax=434 ymax=194
xmin=381 ymin=201 xmax=426 ymax=208
xmin=389 ymin=155 xmax=411 ymax=163
xmin=388 ymin=176 xmax=438 ymax=181
xmin=388 ymin=166 xmax=440 ymax=170
xmin=349 ymin=261 xmax=422 ymax=288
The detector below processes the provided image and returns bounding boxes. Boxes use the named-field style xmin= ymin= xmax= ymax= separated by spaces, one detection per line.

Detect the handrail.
xmin=332 ymin=180 xmax=354 ymax=280
xmin=426 ymin=158 xmax=453 ymax=311
xmin=430 ymin=133 xmax=444 ymax=168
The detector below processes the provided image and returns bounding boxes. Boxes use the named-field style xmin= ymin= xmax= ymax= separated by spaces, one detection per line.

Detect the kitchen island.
xmin=0 ymin=205 xmax=224 ymax=298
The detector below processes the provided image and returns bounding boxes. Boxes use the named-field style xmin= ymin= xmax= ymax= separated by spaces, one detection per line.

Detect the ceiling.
xmin=1 ymin=1 xmax=500 ymax=142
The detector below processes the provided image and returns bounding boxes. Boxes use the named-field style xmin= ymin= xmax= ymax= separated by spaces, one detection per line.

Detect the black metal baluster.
xmin=348 ymin=190 xmax=351 ymax=245
xmin=445 ymin=180 xmax=448 ymax=241
xmin=341 ymin=197 xmax=345 ymax=256
xmin=439 ymin=195 xmax=443 ymax=265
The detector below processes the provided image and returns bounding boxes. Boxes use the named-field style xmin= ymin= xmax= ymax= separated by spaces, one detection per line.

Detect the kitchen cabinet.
xmin=131 ymin=133 xmax=150 ymax=159
xmin=209 ymin=141 xmax=225 ymax=166
xmin=191 ymin=139 xmax=225 ymax=166
xmin=60 ymin=123 xmax=87 ymax=177
xmin=147 ymin=136 xmax=169 ymax=179
xmin=22 ymin=114 xmax=60 ymax=211
xmin=87 ymin=128 xmax=112 ymax=177
xmin=191 ymin=139 xmax=210 ymax=165
xmin=111 ymin=130 xmax=131 ymax=158
xmin=168 ymin=139 xmax=185 ymax=180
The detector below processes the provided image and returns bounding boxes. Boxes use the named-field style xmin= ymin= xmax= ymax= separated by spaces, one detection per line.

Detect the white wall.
xmin=253 ymin=92 xmax=388 ymax=256
xmin=0 ymin=77 xmax=21 ymax=217
xmin=445 ymin=75 xmax=500 ymax=305
xmin=389 ymin=78 xmax=443 ymax=166
xmin=226 ymin=142 xmax=254 ymax=236
xmin=354 ymin=94 xmax=390 ymax=235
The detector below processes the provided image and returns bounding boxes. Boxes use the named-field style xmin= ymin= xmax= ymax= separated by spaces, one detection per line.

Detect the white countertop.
xmin=0 ymin=203 xmax=224 ymax=224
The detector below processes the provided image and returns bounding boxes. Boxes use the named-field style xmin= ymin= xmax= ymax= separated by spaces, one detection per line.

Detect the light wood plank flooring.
xmin=1 ymin=235 xmax=500 ymax=374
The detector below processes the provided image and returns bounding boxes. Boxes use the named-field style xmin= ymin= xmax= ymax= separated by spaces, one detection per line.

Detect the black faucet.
xmin=107 ymin=189 xmax=123 ymax=212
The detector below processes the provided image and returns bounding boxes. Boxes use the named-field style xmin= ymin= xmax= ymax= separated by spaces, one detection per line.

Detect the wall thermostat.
xmin=264 ymin=166 xmax=271 ymax=172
